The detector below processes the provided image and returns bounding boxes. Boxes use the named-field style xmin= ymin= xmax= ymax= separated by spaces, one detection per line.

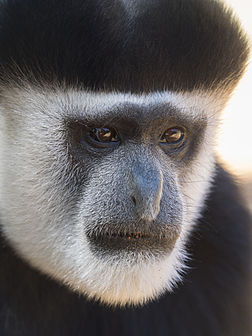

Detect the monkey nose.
xmin=130 ymin=163 xmax=163 ymax=222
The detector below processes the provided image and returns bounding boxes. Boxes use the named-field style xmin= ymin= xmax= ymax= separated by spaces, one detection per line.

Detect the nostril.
xmin=131 ymin=195 xmax=137 ymax=206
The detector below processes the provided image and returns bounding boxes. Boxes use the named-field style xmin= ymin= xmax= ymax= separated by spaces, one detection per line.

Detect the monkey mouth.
xmin=86 ymin=229 xmax=179 ymax=255
xmin=105 ymin=231 xmax=153 ymax=239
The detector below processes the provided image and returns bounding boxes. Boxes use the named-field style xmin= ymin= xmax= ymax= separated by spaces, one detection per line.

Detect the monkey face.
xmin=0 ymin=87 xmax=225 ymax=306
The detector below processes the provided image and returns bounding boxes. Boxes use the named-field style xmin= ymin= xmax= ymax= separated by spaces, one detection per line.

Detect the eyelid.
xmin=159 ymin=127 xmax=185 ymax=143
xmin=88 ymin=127 xmax=120 ymax=144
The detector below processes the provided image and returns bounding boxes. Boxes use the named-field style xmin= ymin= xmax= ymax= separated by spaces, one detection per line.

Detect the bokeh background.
xmin=218 ymin=0 xmax=252 ymax=211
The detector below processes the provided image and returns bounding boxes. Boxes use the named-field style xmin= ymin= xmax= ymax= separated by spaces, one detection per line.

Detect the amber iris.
xmin=89 ymin=127 xmax=119 ymax=143
xmin=160 ymin=127 xmax=184 ymax=144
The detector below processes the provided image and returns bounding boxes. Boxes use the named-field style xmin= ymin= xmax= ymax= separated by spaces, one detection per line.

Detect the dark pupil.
xmin=162 ymin=128 xmax=183 ymax=143
xmin=90 ymin=127 xmax=117 ymax=142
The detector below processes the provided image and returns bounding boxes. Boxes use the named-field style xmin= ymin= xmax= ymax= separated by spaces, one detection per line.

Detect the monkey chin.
xmin=60 ymin=235 xmax=186 ymax=307
xmin=69 ymin=228 xmax=184 ymax=306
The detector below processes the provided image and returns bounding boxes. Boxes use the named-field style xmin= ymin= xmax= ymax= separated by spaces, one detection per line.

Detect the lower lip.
xmin=87 ymin=233 xmax=178 ymax=255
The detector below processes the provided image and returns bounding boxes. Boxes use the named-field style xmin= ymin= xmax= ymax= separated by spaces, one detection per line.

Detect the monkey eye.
xmin=159 ymin=127 xmax=185 ymax=144
xmin=89 ymin=127 xmax=120 ymax=143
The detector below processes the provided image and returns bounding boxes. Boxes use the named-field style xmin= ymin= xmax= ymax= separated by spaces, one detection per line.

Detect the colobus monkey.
xmin=0 ymin=0 xmax=251 ymax=335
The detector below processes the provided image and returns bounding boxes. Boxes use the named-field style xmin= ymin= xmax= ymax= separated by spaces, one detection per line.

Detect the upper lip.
xmin=86 ymin=227 xmax=180 ymax=253
xmin=87 ymin=230 xmax=169 ymax=240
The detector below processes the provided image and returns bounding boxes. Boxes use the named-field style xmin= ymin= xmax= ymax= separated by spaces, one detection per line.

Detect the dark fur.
xmin=0 ymin=0 xmax=249 ymax=92
xmin=0 ymin=166 xmax=251 ymax=335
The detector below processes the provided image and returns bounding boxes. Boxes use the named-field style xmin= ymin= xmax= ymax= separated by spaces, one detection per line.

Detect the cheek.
xmin=179 ymin=152 xmax=216 ymax=232
xmin=0 ymin=120 xmax=81 ymax=253
xmin=158 ymin=172 xmax=184 ymax=222
xmin=77 ymin=168 xmax=133 ymax=231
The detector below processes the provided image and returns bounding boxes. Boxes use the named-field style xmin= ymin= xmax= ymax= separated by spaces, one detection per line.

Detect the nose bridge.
xmin=131 ymin=160 xmax=163 ymax=222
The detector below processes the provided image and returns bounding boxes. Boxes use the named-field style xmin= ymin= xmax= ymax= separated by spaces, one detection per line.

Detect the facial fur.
xmin=0 ymin=86 xmax=226 ymax=306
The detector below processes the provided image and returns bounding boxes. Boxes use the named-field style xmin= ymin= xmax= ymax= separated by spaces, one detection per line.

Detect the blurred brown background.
xmin=219 ymin=0 xmax=252 ymax=212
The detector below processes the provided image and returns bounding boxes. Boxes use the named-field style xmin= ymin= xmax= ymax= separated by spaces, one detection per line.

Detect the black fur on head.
xmin=0 ymin=0 xmax=249 ymax=93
